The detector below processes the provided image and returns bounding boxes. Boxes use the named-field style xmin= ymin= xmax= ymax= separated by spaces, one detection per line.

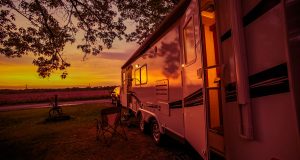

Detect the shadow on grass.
xmin=0 ymin=103 xmax=204 ymax=160
xmin=161 ymin=136 xmax=204 ymax=160
xmin=43 ymin=115 xmax=72 ymax=123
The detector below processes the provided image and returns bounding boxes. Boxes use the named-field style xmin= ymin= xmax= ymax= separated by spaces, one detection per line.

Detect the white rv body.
xmin=120 ymin=0 xmax=300 ymax=160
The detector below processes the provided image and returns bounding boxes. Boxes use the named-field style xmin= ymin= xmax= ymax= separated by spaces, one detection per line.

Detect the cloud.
xmin=97 ymin=51 xmax=132 ymax=61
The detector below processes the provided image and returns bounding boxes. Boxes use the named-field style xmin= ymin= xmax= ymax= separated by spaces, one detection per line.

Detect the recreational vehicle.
xmin=120 ymin=0 xmax=300 ymax=159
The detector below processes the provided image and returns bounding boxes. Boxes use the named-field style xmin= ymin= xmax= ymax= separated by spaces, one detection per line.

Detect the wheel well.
xmin=148 ymin=116 xmax=156 ymax=125
xmin=137 ymin=111 xmax=158 ymax=127
xmin=136 ymin=111 xmax=142 ymax=119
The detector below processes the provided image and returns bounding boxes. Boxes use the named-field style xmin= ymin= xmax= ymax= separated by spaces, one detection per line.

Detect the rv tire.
xmin=138 ymin=113 xmax=147 ymax=133
xmin=151 ymin=119 xmax=163 ymax=145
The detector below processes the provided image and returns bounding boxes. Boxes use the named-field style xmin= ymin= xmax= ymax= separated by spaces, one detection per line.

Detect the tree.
xmin=0 ymin=0 xmax=178 ymax=78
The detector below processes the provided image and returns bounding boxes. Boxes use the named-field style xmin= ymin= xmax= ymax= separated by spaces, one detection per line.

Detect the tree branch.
xmin=34 ymin=0 xmax=55 ymax=39
xmin=69 ymin=0 xmax=91 ymax=31
xmin=6 ymin=2 xmax=40 ymax=27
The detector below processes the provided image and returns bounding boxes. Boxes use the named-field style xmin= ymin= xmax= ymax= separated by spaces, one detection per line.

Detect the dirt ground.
xmin=0 ymin=102 xmax=202 ymax=160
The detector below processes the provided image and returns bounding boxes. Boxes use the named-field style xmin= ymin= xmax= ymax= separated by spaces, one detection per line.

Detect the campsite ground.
xmin=0 ymin=102 xmax=201 ymax=160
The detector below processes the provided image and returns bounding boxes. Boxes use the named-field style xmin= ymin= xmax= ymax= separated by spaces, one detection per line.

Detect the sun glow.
xmin=0 ymin=41 xmax=138 ymax=89
xmin=0 ymin=8 xmax=140 ymax=90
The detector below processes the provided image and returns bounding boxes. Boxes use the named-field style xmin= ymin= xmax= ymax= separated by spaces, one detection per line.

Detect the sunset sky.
xmin=0 ymin=38 xmax=139 ymax=89
xmin=0 ymin=6 xmax=142 ymax=90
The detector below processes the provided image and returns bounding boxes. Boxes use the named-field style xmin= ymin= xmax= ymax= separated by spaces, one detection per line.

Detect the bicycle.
xmin=48 ymin=95 xmax=63 ymax=119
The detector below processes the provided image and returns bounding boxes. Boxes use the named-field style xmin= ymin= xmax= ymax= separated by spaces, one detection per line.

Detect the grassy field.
xmin=0 ymin=103 xmax=105 ymax=160
xmin=0 ymin=88 xmax=113 ymax=106
xmin=0 ymin=102 xmax=200 ymax=160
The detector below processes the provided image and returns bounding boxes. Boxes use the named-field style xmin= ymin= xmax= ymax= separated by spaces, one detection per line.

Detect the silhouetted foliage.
xmin=0 ymin=86 xmax=116 ymax=94
xmin=0 ymin=0 xmax=179 ymax=78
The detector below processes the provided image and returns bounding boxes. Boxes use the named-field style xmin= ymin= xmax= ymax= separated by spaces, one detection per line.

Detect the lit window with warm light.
xmin=140 ymin=65 xmax=147 ymax=84
xmin=134 ymin=64 xmax=147 ymax=85
xmin=135 ymin=68 xmax=140 ymax=85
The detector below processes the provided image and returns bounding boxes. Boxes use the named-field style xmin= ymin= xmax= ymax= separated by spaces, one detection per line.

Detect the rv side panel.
xmin=216 ymin=0 xmax=300 ymax=159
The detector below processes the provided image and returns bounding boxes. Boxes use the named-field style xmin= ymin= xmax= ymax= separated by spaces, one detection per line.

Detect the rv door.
xmin=181 ymin=0 xmax=207 ymax=158
xmin=200 ymin=0 xmax=225 ymax=158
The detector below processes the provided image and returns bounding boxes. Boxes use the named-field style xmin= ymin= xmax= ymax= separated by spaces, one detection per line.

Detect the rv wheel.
xmin=151 ymin=119 xmax=162 ymax=145
xmin=137 ymin=114 xmax=146 ymax=133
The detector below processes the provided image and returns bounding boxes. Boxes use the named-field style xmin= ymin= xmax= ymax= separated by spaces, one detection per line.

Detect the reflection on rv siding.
xmin=120 ymin=0 xmax=300 ymax=160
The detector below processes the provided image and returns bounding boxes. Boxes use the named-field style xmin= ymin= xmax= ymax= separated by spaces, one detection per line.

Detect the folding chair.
xmin=96 ymin=107 xmax=127 ymax=146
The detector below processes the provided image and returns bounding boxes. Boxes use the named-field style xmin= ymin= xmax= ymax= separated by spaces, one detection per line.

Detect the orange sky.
xmin=0 ymin=8 xmax=140 ymax=89
xmin=0 ymin=37 xmax=138 ymax=89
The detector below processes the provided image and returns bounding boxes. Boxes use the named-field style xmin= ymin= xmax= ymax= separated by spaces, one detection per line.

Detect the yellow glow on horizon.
xmin=0 ymin=57 xmax=123 ymax=89
xmin=0 ymin=10 xmax=140 ymax=89
xmin=0 ymin=42 xmax=138 ymax=89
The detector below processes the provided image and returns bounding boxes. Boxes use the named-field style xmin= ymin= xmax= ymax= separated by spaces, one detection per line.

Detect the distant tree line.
xmin=0 ymin=86 xmax=117 ymax=94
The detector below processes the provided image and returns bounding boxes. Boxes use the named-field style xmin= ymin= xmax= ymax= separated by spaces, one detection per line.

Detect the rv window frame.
xmin=121 ymin=71 xmax=126 ymax=90
xmin=182 ymin=15 xmax=197 ymax=66
xmin=140 ymin=64 xmax=148 ymax=85
xmin=134 ymin=64 xmax=148 ymax=86
xmin=134 ymin=68 xmax=141 ymax=85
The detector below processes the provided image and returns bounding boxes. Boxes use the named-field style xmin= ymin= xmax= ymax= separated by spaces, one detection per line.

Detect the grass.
xmin=0 ymin=102 xmax=201 ymax=160
xmin=0 ymin=103 xmax=107 ymax=160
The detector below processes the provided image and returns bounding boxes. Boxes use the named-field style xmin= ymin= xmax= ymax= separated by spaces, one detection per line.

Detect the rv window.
xmin=135 ymin=69 xmax=140 ymax=85
xmin=140 ymin=65 xmax=147 ymax=84
xmin=134 ymin=65 xmax=148 ymax=85
xmin=183 ymin=17 xmax=196 ymax=64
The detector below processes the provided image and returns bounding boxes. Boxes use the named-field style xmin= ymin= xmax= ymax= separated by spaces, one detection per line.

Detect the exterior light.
xmin=135 ymin=64 xmax=140 ymax=68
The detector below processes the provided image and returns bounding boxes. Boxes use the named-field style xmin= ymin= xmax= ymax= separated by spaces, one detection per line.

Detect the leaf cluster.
xmin=0 ymin=0 xmax=178 ymax=78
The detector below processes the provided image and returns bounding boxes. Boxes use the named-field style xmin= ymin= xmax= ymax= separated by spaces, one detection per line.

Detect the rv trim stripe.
xmin=169 ymin=100 xmax=183 ymax=109
xmin=220 ymin=30 xmax=232 ymax=42
xmin=220 ymin=0 xmax=281 ymax=42
xmin=184 ymin=88 xmax=203 ymax=107
xmin=225 ymin=63 xmax=289 ymax=102
xmin=225 ymin=82 xmax=237 ymax=102
xmin=249 ymin=63 xmax=289 ymax=98
xmin=243 ymin=0 xmax=281 ymax=27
